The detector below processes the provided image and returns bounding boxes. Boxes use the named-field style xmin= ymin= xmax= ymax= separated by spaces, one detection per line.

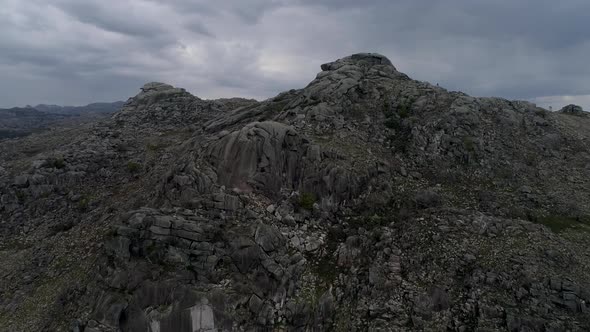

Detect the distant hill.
xmin=33 ymin=101 xmax=125 ymax=115
xmin=0 ymin=101 xmax=124 ymax=140
xmin=0 ymin=107 xmax=69 ymax=139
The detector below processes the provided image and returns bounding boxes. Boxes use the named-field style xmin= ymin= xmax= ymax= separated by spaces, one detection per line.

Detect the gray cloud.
xmin=0 ymin=0 xmax=589 ymax=110
xmin=55 ymin=2 xmax=163 ymax=37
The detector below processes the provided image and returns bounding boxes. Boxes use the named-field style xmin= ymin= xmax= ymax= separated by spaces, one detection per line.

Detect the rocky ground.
xmin=1 ymin=53 xmax=589 ymax=331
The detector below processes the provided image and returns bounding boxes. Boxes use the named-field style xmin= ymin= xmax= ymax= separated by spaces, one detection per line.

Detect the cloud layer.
xmin=0 ymin=0 xmax=589 ymax=109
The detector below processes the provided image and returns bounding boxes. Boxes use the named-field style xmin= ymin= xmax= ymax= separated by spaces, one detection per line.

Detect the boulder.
xmin=206 ymin=121 xmax=308 ymax=194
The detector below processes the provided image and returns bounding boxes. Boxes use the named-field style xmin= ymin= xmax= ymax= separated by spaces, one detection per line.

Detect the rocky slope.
xmin=1 ymin=53 xmax=590 ymax=331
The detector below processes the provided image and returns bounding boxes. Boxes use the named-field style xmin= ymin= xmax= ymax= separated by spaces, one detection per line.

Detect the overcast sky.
xmin=1 ymin=0 xmax=589 ymax=110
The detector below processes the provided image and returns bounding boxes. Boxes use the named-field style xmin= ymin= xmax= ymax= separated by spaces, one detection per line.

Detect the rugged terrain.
xmin=0 ymin=102 xmax=123 ymax=140
xmin=1 ymin=53 xmax=589 ymax=331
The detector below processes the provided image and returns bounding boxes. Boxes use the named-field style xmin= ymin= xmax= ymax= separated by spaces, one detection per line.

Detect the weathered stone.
xmin=206 ymin=121 xmax=311 ymax=195
xmin=230 ymin=237 xmax=261 ymax=273
xmin=128 ymin=212 xmax=147 ymax=228
xmin=149 ymin=226 xmax=170 ymax=236
xmin=255 ymin=224 xmax=286 ymax=252
xmin=173 ymin=229 xmax=203 ymax=242
xmin=249 ymin=294 xmax=264 ymax=313
xmin=13 ymin=175 xmax=29 ymax=187
xmin=116 ymin=226 xmax=139 ymax=237
xmin=92 ymin=293 xmax=128 ymax=327
xmin=105 ymin=236 xmax=131 ymax=259
xmin=153 ymin=215 xmax=172 ymax=228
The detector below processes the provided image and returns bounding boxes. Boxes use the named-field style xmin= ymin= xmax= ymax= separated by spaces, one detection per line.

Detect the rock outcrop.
xmin=559 ymin=104 xmax=587 ymax=116
xmin=1 ymin=53 xmax=590 ymax=331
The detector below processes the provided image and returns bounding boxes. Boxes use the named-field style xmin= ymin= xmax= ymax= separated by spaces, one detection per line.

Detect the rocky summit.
xmin=1 ymin=53 xmax=590 ymax=331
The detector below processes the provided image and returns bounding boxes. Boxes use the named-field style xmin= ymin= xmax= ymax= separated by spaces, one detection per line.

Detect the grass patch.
xmin=523 ymin=152 xmax=538 ymax=167
xmin=298 ymin=227 xmax=344 ymax=311
xmin=381 ymin=98 xmax=414 ymax=120
xmin=126 ymin=161 xmax=142 ymax=173
xmin=534 ymin=215 xmax=590 ymax=233
xmin=298 ymin=192 xmax=316 ymax=211
xmin=77 ymin=196 xmax=90 ymax=212
xmin=463 ymin=136 xmax=476 ymax=152
xmin=146 ymin=143 xmax=163 ymax=151
xmin=382 ymin=97 xmax=415 ymax=153
xmin=46 ymin=157 xmax=66 ymax=169
xmin=77 ymin=194 xmax=96 ymax=212
xmin=15 ymin=190 xmax=26 ymax=203
xmin=384 ymin=117 xmax=400 ymax=130
xmin=161 ymin=128 xmax=193 ymax=139
xmin=397 ymin=100 xmax=412 ymax=118
xmin=382 ymin=98 xmax=392 ymax=115
xmin=346 ymin=214 xmax=393 ymax=230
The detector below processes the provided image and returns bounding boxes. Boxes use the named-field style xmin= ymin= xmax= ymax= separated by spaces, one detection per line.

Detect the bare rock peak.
xmin=139 ymin=82 xmax=185 ymax=94
xmin=321 ymin=52 xmax=395 ymax=71
xmin=141 ymin=81 xmax=173 ymax=90
xmin=132 ymin=82 xmax=190 ymax=104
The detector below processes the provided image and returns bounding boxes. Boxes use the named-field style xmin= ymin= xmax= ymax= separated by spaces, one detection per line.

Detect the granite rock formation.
xmin=1 ymin=53 xmax=590 ymax=331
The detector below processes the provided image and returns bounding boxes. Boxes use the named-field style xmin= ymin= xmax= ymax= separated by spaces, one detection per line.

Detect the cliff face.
xmin=1 ymin=53 xmax=590 ymax=331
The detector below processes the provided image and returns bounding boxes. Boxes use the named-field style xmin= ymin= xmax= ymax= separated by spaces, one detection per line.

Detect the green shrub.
xmin=126 ymin=161 xmax=142 ymax=173
xmin=384 ymin=117 xmax=400 ymax=129
xmin=387 ymin=124 xmax=412 ymax=154
xmin=298 ymin=192 xmax=316 ymax=210
xmin=534 ymin=215 xmax=590 ymax=233
xmin=523 ymin=152 xmax=538 ymax=166
xmin=348 ymin=105 xmax=365 ymax=120
xmin=15 ymin=190 xmax=26 ymax=203
xmin=463 ymin=137 xmax=476 ymax=152
xmin=397 ymin=98 xmax=414 ymax=118
xmin=382 ymin=98 xmax=393 ymax=115
xmin=77 ymin=196 xmax=90 ymax=212
xmin=53 ymin=158 xmax=66 ymax=169
xmin=398 ymin=103 xmax=410 ymax=118
xmin=146 ymin=143 xmax=160 ymax=151
xmin=146 ymin=141 xmax=169 ymax=152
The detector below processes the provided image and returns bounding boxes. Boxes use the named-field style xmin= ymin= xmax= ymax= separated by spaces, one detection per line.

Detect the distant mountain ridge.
xmin=0 ymin=101 xmax=124 ymax=139
xmin=32 ymin=101 xmax=125 ymax=115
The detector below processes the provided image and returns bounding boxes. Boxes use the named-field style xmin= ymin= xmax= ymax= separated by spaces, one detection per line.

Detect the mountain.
xmin=0 ymin=102 xmax=124 ymax=140
xmin=0 ymin=53 xmax=589 ymax=331
xmin=33 ymin=101 xmax=125 ymax=115
xmin=0 ymin=106 xmax=71 ymax=139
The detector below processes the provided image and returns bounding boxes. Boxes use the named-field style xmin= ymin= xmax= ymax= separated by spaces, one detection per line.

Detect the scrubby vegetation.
xmin=126 ymin=161 xmax=142 ymax=173
xmin=298 ymin=192 xmax=316 ymax=210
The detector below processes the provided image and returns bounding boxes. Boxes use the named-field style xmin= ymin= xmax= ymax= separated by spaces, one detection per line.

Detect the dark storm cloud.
xmin=0 ymin=0 xmax=589 ymax=110
xmin=337 ymin=0 xmax=590 ymax=104
xmin=55 ymin=2 xmax=163 ymax=37
xmin=147 ymin=0 xmax=286 ymax=24
xmin=183 ymin=21 xmax=215 ymax=37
